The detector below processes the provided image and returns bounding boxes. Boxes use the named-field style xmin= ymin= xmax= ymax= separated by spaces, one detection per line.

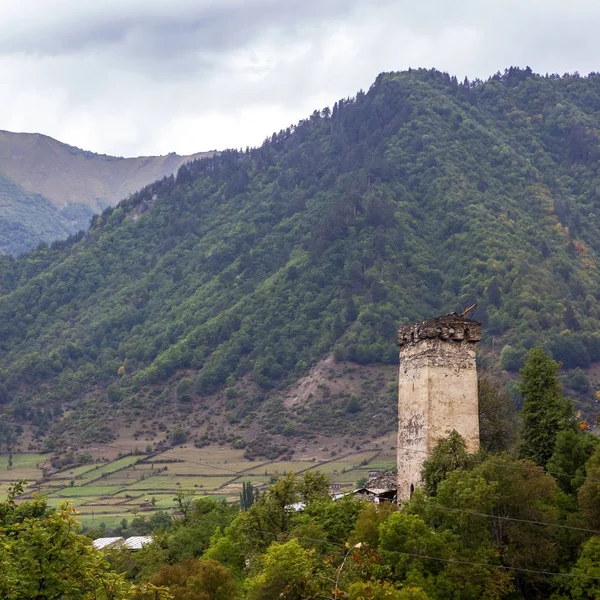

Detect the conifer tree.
xmin=518 ymin=347 xmax=573 ymax=467
xmin=239 ymin=480 xmax=258 ymax=511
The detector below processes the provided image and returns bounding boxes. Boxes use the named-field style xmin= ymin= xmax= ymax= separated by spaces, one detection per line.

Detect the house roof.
xmin=364 ymin=473 xmax=397 ymax=492
xmin=92 ymin=537 xmax=124 ymax=550
xmin=124 ymin=536 xmax=153 ymax=550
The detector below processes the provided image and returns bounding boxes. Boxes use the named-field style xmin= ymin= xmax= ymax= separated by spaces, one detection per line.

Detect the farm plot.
xmin=303 ymin=451 xmax=380 ymax=475
xmin=243 ymin=461 xmax=317 ymax=475
xmin=58 ymin=463 xmax=104 ymax=478
xmin=0 ymin=453 xmax=47 ymax=482
xmin=152 ymin=447 xmax=252 ymax=473
xmin=127 ymin=475 xmax=235 ymax=491
xmin=54 ymin=485 xmax=124 ymax=497
xmin=79 ymin=456 xmax=143 ymax=481
xmin=99 ymin=464 xmax=157 ymax=485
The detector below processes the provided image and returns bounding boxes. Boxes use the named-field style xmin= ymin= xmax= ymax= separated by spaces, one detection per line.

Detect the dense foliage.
xmin=0 ymin=482 xmax=134 ymax=599
xmin=0 ymin=173 xmax=93 ymax=255
xmin=2 ymin=67 xmax=600 ymax=445
xmin=4 ymin=348 xmax=600 ymax=599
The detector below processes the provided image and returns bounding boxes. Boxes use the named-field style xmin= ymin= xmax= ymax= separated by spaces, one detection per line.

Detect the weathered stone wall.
xmin=397 ymin=314 xmax=480 ymax=502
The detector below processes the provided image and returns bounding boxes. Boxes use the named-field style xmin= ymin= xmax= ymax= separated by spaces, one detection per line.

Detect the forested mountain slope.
xmin=0 ymin=130 xmax=210 ymax=254
xmin=2 ymin=67 xmax=600 ymax=450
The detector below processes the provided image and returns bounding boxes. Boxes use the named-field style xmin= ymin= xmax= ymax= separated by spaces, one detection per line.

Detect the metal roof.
xmin=124 ymin=536 xmax=153 ymax=550
xmin=92 ymin=537 xmax=124 ymax=550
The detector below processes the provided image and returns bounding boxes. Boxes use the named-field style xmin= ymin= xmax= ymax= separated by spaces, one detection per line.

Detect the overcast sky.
xmin=1 ymin=0 xmax=598 ymax=157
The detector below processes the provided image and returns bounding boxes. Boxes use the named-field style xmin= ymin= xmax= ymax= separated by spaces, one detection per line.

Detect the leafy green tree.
xmin=303 ymin=495 xmax=364 ymax=544
xmin=478 ymin=377 xmax=518 ymax=453
xmin=346 ymin=394 xmax=361 ymax=414
xmin=348 ymin=581 xmax=430 ymax=599
xmin=237 ymin=474 xmax=301 ymax=555
xmin=166 ymin=498 xmax=238 ymax=561
xmin=149 ymin=558 xmax=237 ymax=600
xmin=202 ymin=525 xmax=246 ymax=578
xmin=421 ymin=431 xmax=472 ymax=496
xmin=500 ymin=345 xmax=524 ymax=372
xmin=0 ymin=482 xmax=133 ymax=599
xmin=546 ymin=429 xmax=598 ymax=495
xmin=518 ymin=347 xmax=573 ymax=467
xmin=245 ymin=539 xmax=316 ymax=600
xmin=169 ymin=428 xmax=189 ymax=446
xmin=555 ymin=536 xmax=600 ymax=600
xmin=174 ymin=490 xmax=195 ymax=522
xmin=464 ymin=455 xmax=561 ymax=597
xmin=297 ymin=470 xmax=331 ymax=504
xmin=348 ymin=502 xmax=397 ymax=548
xmin=176 ymin=378 xmax=193 ymax=403
xmin=577 ymin=445 xmax=600 ymax=529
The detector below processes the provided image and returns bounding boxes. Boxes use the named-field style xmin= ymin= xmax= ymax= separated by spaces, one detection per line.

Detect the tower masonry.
xmin=397 ymin=313 xmax=481 ymax=502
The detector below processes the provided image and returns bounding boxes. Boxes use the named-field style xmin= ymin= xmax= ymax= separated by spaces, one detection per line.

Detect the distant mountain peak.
xmin=0 ymin=130 xmax=212 ymax=254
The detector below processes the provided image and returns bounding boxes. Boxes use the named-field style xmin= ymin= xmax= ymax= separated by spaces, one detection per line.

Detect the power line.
xmin=408 ymin=501 xmax=600 ymax=536
xmin=250 ymin=529 xmax=600 ymax=582
xmin=395 ymin=443 xmax=600 ymax=485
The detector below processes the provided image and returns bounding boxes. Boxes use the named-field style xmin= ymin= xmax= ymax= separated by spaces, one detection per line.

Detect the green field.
xmin=0 ymin=444 xmax=394 ymax=524
xmin=79 ymin=456 xmax=143 ymax=481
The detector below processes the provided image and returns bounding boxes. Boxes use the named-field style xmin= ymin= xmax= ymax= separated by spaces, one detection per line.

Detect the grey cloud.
xmin=0 ymin=0 xmax=375 ymax=57
xmin=2 ymin=0 xmax=600 ymax=157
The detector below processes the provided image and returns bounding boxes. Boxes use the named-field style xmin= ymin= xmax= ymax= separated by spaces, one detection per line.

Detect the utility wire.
xmin=407 ymin=501 xmax=600 ymax=536
xmin=250 ymin=529 xmax=600 ymax=582
xmin=395 ymin=443 xmax=600 ymax=484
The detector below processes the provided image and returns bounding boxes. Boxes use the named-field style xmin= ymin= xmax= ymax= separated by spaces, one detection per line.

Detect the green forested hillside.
xmin=0 ymin=173 xmax=95 ymax=255
xmin=2 ymin=67 xmax=600 ymax=447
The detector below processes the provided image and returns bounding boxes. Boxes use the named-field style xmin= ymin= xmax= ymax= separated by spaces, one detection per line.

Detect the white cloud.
xmin=0 ymin=0 xmax=599 ymax=156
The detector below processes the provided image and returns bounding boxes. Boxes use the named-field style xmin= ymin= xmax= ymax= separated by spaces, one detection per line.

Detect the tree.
xmin=421 ymin=431 xmax=471 ymax=496
xmin=557 ymin=536 xmax=600 ymax=600
xmin=500 ymin=345 xmax=524 ymax=372
xmin=303 ymin=495 xmax=363 ymax=544
xmin=169 ymin=428 xmax=189 ymax=446
xmin=546 ymin=429 xmax=598 ymax=495
xmin=346 ymin=395 xmax=361 ymax=414
xmin=478 ymin=377 xmax=518 ymax=453
xmin=348 ymin=581 xmax=430 ymax=599
xmin=486 ymin=277 xmax=502 ymax=306
xmin=202 ymin=525 xmax=246 ymax=577
xmin=577 ymin=445 xmax=600 ymax=528
xmin=150 ymin=558 xmax=237 ymax=600
xmin=245 ymin=539 xmax=316 ymax=600
xmin=348 ymin=502 xmax=397 ymax=548
xmin=176 ymin=378 xmax=193 ymax=403
xmin=518 ymin=347 xmax=573 ymax=467
xmin=0 ymin=482 xmax=133 ymax=599
xmin=296 ymin=471 xmax=331 ymax=504
xmin=240 ymin=481 xmax=259 ymax=511
xmin=175 ymin=490 xmax=195 ymax=523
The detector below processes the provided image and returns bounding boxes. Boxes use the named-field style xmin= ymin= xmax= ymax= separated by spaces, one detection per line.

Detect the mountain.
xmin=2 ymin=67 xmax=600 ymax=455
xmin=0 ymin=130 xmax=211 ymax=254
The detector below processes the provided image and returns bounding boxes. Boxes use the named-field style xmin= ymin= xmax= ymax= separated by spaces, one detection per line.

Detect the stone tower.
xmin=397 ymin=314 xmax=481 ymax=502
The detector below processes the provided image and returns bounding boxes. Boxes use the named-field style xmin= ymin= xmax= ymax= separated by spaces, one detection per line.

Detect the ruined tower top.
xmin=397 ymin=313 xmax=482 ymax=348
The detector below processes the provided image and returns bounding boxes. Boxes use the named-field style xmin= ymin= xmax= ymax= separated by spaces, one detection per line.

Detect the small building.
xmin=93 ymin=535 xmax=153 ymax=552
xmin=123 ymin=536 xmax=153 ymax=550
xmin=353 ymin=472 xmax=397 ymax=503
xmin=92 ymin=537 xmax=124 ymax=551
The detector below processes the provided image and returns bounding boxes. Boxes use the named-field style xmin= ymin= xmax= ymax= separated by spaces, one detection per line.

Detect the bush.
xmin=346 ymin=394 xmax=361 ymax=414
xmin=169 ymin=428 xmax=189 ymax=446
xmin=177 ymin=377 xmax=194 ymax=402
